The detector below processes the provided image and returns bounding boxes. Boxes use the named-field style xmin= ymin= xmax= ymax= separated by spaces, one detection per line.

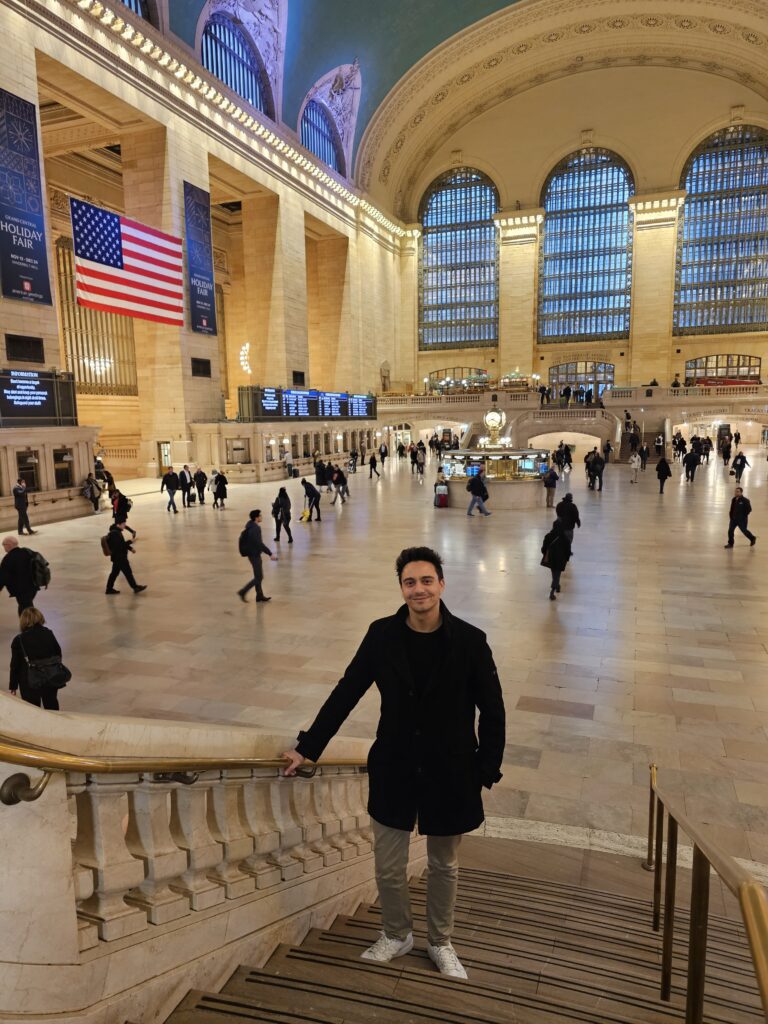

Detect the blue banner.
xmin=0 ymin=88 xmax=52 ymax=305
xmin=183 ymin=181 xmax=217 ymax=335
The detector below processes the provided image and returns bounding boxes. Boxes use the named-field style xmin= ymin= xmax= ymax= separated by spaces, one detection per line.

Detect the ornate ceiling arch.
xmin=355 ymin=0 xmax=768 ymax=219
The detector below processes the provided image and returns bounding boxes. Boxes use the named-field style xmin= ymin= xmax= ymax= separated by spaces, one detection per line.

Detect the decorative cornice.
xmin=629 ymin=189 xmax=686 ymax=228
xmin=495 ymin=208 xmax=544 ymax=243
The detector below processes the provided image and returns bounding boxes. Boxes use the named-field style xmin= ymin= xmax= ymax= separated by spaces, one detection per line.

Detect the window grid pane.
xmin=674 ymin=126 xmax=768 ymax=336
xmin=201 ymin=14 xmax=272 ymax=118
xmin=56 ymin=238 xmax=138 ymax=396
xmin=538 ymin=148 xmax=634 ymax=344
xmin=684 ymin=353 xmax=762 ymax=382
xmin=301 ymin=101 xmax=343 ymax=174
xmin=120 ymin=0 xmax=149 ymax=17
xmin=548 ymin=361 xmax=615 ymax=396
xmin=418 ymin=167 xmax=499 ymax=351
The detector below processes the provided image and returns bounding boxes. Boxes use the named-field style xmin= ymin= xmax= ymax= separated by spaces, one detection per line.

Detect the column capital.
xmin=629 ymin=190 xmax=686 ymax=228
xmin=494 ymin=208 xmax=544 ymax=244
xmin=400 ymin=223 xmax=421 ymax=256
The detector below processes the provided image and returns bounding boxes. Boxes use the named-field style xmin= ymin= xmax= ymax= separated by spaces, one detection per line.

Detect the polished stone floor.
xmin=6 ymin=447 xmax=768 ymax=865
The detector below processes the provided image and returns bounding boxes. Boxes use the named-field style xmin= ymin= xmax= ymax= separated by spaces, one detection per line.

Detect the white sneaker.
xmin=427 ymin=942 xmax=468 ymax=979
xmin=360 ymin=931 xmax=413 ymax=962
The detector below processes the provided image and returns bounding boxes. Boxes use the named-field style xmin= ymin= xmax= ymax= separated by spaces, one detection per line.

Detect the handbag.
xmin=18 ymin=637 xmax=71 ymax=692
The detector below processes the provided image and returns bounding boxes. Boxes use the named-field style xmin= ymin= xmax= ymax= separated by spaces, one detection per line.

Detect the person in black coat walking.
xmin=541 ymin=519 xmax=572 ymax=600
xmin=272 ymin=487 xmax=293 ymax=543
xmin=683 ymin=449 xmax=700 ymax=482
xmin=214 ymin=471 xmax=228 ymax=509
xmin=105 ymin=522 xmax=147 ymax=595
xmin=0 ymin=537 xmax=39 ymax=613
xmin=301 ymin=479 xmax=321 ymax=521
xmin=725 ymin=488 xmax=757 ymax=548
xmin=178 ymin=465 xmax=194 ymax=507
xmin=193 ymin=468 xmax=207 ymax=504
xmin=238 ymin=510 xmax=278 ymax=602
xmin=369 ymin=452 xmax=380 ymax=479
xmin=160 ymin=468 xmax=180 ymax=513
xmin=13 ymin=479 xmax=36 ymax=536
xmin=282 ymin=546 xmax=505 ymax=980
xmin=555 ymin=493 xmax=581 ymax=543
xmin=656 ymin=457 xmax=672 ymax=493
xmin=9 ymin=607 xmax=64 ymax=710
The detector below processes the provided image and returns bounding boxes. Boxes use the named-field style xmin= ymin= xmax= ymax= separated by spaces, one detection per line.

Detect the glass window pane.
xmin=301 ymin=100 xmax=343 ymax=174
xmin=684 ymin=353 xmax=761 ymax=382
xmin=201 ymin=14 xmax=273 ymax=118
xmin=120 ymin=0 xmax=150 ymax=17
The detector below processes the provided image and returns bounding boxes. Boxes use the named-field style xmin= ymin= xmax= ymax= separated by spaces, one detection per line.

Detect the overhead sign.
xmin=183 ymin=181 xmax=217 ymax=335
xmin=0 ymin=88 xmax=52 ymax=305
xmin=239 ymin=386 xmax=376 ymax=421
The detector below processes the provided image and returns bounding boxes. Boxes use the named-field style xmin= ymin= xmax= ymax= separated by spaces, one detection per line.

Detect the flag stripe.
xmin=76 ymin=296 xmax=184 ymax=325
xmin=120 ymin=215 xmax=181 ymax=246
xmin=75 ymin=272 xmax=184 ymax=310
xmin=122 ymin=246 xmax=184 ymax=275
xmin=75 ymin=259 xmax=184 ymax=299
xmin=122 ymin=235 xmax=184 ymax=265
xmin=121 ymin=258 xmax=185 ymax=289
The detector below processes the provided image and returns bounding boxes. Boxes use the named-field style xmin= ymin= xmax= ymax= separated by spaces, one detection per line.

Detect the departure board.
xmin=241 ymin=387 xmax=376 ymax=421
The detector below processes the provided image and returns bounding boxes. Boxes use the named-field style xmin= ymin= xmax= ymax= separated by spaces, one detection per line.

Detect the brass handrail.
xmin=645 ymin=763 xmax=768 ymax=1022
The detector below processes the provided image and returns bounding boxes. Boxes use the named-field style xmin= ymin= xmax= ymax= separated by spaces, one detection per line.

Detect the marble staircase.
xmin=166 ymin=861 xmax=762 ymax=1024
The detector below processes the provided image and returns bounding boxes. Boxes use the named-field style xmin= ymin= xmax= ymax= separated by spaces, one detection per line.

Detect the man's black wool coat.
xmin=296 ymin=602 xmax=505 ymax=836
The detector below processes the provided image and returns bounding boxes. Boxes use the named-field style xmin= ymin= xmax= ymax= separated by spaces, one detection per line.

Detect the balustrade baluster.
xmin=168 ymin=773 xmax=226 ymax=910
xmin=239 ymin=770 xmax=283 ymax=888
xmin=291 ymin=776 xmax=342 ymax=867
xmin=271 ymin=777 xmax=322 ymax=873
xmin=72 ymin=774 xmax=148 ymax=940
xmin=67 ymin=776 xmax=99 ymax=950
xmin=206 ymin=771 xmax=256 ymax=898
xmin=331 ymin=773 xmax=371 ymax=855
xmin=124 ymin=777 xmax=191 ymax=924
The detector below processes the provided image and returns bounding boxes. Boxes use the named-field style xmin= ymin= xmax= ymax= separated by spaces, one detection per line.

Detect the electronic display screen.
xmin=281 ymin=389 xmax=317 ymax=418
xmin=260 ymin=387 xmax=281 ymax=415
xmin=247 ymin=387 xmax=375 ymax=421
xmin=0 ymin=369 xmax=56 ymax=420
xmin=318 ymin=392 xmax=345 ymax=417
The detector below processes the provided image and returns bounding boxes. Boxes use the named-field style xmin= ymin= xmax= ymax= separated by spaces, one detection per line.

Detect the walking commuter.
xmin=9 ymin=607 xmax=67 ymax=711
xmin=416 ymin=447 xmax=426 ymax=478
xmin=105 ymin=521 xmax=147 ymax=595
xmin=301 ymin=479 xmax=322 ymax=521
xmin=624 ymin=410 xmax=632 ymax=432
xmin=82 ymin=473 xmax=103 ymax=513
xmin=683 ymin=449 xmax=700 ymax=482
xmin=161 ymin=467 xmax=180 ymax=513
xmin=272 ymin=487 xmax=293 ymax=543
xmin=655 ymin=434 xmax=664 ymax=456
xmin=314 ymin=458 xmax=326 ymax=489
xmin=379 ymin=442 xmax=388 ymax=469
xmin=656 ymin=457 xmax=672 ymax=493
xmin=591 ymin=453 xmax=605 ymax=491
xmin=732 ymin=451 xmax=750 ymax=482
xmin=543 ymin=466 xmax=559 ymax=507
xmin=208 ymin=469 xmax=219 ymax=507
xmin=111 ymin=490 xmax=137 ymax=539
xmin=541 ymin=519 xmax=572 ymax=601
xmin=629 ymin=451 xmax=641 ymax=484
xmin=331 ymin=466 xmax=348 ymax=505
xmin=721 ymin=442 xmax=732 ymax=467
xmin=369 ymin=453 xmax=380 ymax=479
xmin=360 ymin=443 xmax=366 ymax=466
xmin=179 ymin=465 xmax=194 ymax=507
xmin=193 ymin=467 xmax=207 ymax=504
xmin=237 ymin=510 xmax=278 ymax=602
xmin=410 ymin=447 xmax=418 ymax=474
xmin=349 ymin=448 xmax=359 ymax=473
xmin=734 ymin=431 xmax=742 ymax=448
xmin=629 ymin=432 xmax=640 ymax=453
xmin=324 ymin=461 xmax=336 ymax=494
xmin=725 ymin=487 xmax=757 ymax=548
xmin=466 ymin=468 xmax=491 ymax=517
xmin=281 ymin=546 xmax=505 ymax=980
xmin=13 ymin=479 xmax=36 ymax=536
xmin=603 ymin=440 xmax=613 ymax=463
xmin=214 ymin=471 xmax=228 ymax=509
xmin=639 ymin=444 xmax=650 ymax=471
xmin=0 ymin=537 xmax=40 ymax=613
xmin=555 ymin=493 xmax=580 ymax=543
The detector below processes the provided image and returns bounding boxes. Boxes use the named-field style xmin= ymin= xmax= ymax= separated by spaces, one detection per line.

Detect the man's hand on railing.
xmin=280 ymin=749 xmax=307 ymax=776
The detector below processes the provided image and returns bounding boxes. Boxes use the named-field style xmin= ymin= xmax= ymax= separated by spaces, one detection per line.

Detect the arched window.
xmin=201 ymin=13 xmax=274 ymax=119
xmin=548 ymin=361 xmax=615 ymax=398
xmin=538 ymin=148 xmax=634 ymax=343
xmin=120 ymin=0 xmax=150 ymax=18
xmin=674 ymin=126 xmax=768 ymax=336
xmin=418 ymin=168 xmax=499 ymax=350
xmin=301 ymin=100 xmax=344 ymax=174
xmin=684 ymin=354 xmax=761 ymax=385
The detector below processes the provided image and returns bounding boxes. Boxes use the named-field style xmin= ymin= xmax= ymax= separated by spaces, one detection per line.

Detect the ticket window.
xmin=226 ymin=439 xmax=251 ymax=464
xmin=16 ymin=451 xmax=40 ymax=492
xmin=292 ymin=436 xmax=300 ymax=460
xmin=54 ymin=448 xmax=74 ymax=488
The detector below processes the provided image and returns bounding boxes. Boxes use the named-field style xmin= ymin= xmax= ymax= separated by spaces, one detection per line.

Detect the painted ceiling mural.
xmin=169 ymin=0 xmax=522 ymax=148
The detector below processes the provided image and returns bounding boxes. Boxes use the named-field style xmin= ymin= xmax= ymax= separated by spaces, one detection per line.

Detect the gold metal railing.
xmin=644 ymin=763 xmax=768 ymax=1022
xmin=0 ymin=734 xmax=366 ymax=806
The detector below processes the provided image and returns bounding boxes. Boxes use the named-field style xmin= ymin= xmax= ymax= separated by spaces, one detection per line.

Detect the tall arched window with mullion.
xmin=201 ymin=14 xmax=274 ymax=119
xmin=120 ymin=0 xmax=150 ymax=18
xmin=538 ymin=148 xmax=634 ymax=343
xmin=301 ymin=101 xmax=344 ymax=174
xmin=418 ymin=168 xmax=499 ymax=350
xmin=674 ymin=125 xmax=768 ymax=336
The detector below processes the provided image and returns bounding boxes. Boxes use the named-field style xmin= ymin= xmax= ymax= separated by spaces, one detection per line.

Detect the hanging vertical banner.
xmin=183 ymin=181 xmax=217 ymax=335
xmin=0 ymin=88 xmax=52 ymax=305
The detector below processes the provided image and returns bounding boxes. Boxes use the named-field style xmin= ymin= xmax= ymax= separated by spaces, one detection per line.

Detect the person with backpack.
xmin=541 ymin=519 xmax=572 ymax=601
xmin=160 ymin=467 xmax=180 ymax=513
xmin=13 ymin=479 xmax=37 ymax=536
xmin=82 ymin=473 xmax=103 ymax=513
xmin=725 ymin=487 xmax=757 ymax=548
xmin=656 ymin=456 xmax=672 ymax=494
xmin=9 ymin=607 xmax=67 ymax=710
xmin=193 ymin=467 xmax=208 ymax=504
xmin=111 ymin=490 xmax=136 ymax=539
xmin=466 ymin=467 xmax=491 ymax=517
xmin=105 ymin=521 xmax=147 ymax=595
xmin=0 ymin=536 xmax=46 ymax=613
xmin=272 ymin=487 xmax=293 ymax=543
xmin=237 ymin=510 xmax=278 ymax=603
xmin=542 ymin=466 xmax=559 ymax=507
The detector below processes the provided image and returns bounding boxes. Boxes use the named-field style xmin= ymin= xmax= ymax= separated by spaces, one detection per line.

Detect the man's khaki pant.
xmin=372 ymin=818 xmax=461 ymax=947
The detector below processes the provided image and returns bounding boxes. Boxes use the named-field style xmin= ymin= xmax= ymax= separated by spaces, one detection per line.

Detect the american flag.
xmin=69 ymin=198 xmax=184 ymax=326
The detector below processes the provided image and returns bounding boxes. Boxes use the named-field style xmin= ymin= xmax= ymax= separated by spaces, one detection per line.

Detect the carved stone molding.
xmin=495 ymin=208 xmax=544 ymax=244
xmin=630 ymin=189 xmax=686 ymax=228
xmin=355 ymin=0 xmax=768 ymax=217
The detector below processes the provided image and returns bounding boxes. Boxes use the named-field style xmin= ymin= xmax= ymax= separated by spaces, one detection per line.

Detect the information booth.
xmin=441 ymin=448 xmax=550 ymax=509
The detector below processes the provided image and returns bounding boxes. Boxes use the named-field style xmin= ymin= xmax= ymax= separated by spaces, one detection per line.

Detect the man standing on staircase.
xmin=282 ymin=546 xmax=505 ymax=981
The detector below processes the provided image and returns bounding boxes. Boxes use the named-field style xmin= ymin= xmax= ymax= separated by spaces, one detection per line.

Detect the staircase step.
xmin=166 ymin=989 xmax=343 ymax=1023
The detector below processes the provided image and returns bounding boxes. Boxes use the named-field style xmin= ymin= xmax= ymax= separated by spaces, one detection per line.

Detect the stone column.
xmin=495 ymin=209 xmax=544 ymax=378
xmin=306 ymin=234 xmax=351 ymax=390
xmin=121 ymin=126 xmax=225 ymax=475
xmin=395 ymin=226 xmax=420 ymax=391
xmin=241 ymin=190 xmax=309 ymax=388
xmin=628 ymin=191 xmax=686 ymax=386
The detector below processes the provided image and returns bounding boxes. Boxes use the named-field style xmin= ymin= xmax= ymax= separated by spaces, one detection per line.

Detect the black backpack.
xmin=238 ymin=528 xmax=250 ymax=557
xmin=29 ymin=550 xmax=51 ymax=589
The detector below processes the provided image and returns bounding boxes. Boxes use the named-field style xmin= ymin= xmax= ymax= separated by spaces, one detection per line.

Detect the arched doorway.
xmin=548 ymin=361 xmax=615 ymax=400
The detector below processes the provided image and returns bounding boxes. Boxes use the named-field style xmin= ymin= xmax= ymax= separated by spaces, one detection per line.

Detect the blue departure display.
xmin=250 ymin=387 xmax=375 ymax=421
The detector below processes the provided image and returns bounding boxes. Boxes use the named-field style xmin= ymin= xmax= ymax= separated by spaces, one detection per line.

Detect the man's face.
xmin=400 ymin=561 xmax=445 ymax=615
xmin=2 ymin=538 xmax=14 ymax=553
xmin=736 ymin=488 xmax=743 ymax=497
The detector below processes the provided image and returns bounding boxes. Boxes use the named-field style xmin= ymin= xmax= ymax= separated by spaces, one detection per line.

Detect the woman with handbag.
xmin=9 ymin=607 xmax=69 ymax=710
